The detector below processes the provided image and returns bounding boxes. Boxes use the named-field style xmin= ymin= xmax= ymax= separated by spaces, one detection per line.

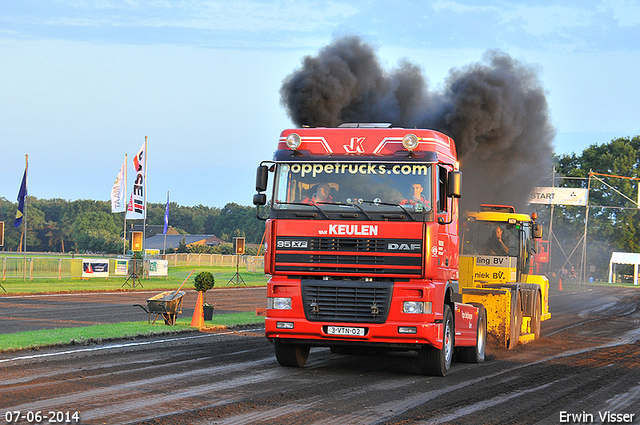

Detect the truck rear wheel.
xmin=507 ymin=291 xmax=522 ymax=350
xmin=274 ymin=339 xmax=310 ymax=367
xmin=531 ymin=292 xmax=542 ymax=339
xmin=419 ymin=305 xmax=453 ymax=376
xmin=458 ymin=304 xmax=486 ymax=363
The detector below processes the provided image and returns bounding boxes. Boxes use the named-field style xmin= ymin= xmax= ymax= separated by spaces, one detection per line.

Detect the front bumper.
xmin=265 ymin=316 xmax=444 ymax=349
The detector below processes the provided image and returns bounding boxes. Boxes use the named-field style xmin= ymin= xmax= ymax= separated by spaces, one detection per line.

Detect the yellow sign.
xmin=131 ymin=231 xmax=143 ymax=252
xmin=234 ymin=237 xmax=245 ymax=255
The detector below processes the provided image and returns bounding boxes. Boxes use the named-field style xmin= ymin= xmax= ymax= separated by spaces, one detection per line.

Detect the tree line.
xmin=546 ymin=135 xmax=640 ymax=279
xmin=1 ymin=135 xmax=638 ymax=279
xmin=0 ymin=199 xmax=265 ymax=254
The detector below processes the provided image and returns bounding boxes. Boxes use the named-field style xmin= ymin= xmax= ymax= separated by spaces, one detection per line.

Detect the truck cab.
xmin=254 ymin=124 xmax=485 ymax=376
xmin=459 ymin=205 xmax=550 ymax=348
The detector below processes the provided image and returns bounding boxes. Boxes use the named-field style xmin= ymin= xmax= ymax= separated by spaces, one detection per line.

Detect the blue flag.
xmin=163 ymin=192 xmax=170 ymax=235
xmin=14 ymin=169 xmax=27 ymax=228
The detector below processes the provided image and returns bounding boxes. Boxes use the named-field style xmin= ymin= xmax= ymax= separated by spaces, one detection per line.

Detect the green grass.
xmin=550 ymin=278 xmax=640 ymax=292
xmin=0 ymin=265 xmax=269 ymax=294
xmin=0 ymin=312 xmax=265 ymax=352
xmin=0 ymin=265 xmax=268 ymax=351
xmin=584 ymin=279 xmax=640 ymax=289
xmin=174 ymin=311 xmax=265 ymax=328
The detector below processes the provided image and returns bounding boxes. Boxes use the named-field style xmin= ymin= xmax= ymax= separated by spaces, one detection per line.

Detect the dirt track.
xmin=1 ymin=286 xmax=639 ymax=424
xmin=0 ymin=287 xmax=267 ymax=333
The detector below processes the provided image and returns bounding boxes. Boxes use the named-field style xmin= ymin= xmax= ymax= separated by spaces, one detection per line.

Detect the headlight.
xmin=285 ymin=133 xmax=302 ymax=150
xmin=267 ymin=297 xmax=292 ymax=310
xmin=403 ymin=301 xmax=432 ymax=314
xmin=402 ymin=133 xmax=419 ymax=151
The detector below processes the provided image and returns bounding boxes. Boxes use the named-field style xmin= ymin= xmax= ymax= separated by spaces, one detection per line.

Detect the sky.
xmin=1 ymin=0 xmax=639 ymax=208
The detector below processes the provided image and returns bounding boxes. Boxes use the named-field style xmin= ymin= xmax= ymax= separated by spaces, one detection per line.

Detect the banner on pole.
xmin=529 ymin=187 xmax=589 ymax=206
xmin=111 ymin=157 xmax=127 ymax=213
xmin=163 ymin=191 xmax=169 ymax=235
xmin=14 ymin=168 xmax=27 ymax=228
xmin=126 ymin=140 xmax=147 ymax=220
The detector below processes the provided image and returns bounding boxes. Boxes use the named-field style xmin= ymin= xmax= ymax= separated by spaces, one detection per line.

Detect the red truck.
xmin=253 ymin=124 xmax=486 ymax=376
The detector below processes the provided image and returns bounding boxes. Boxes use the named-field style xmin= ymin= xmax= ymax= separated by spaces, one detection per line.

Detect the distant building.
xmin=127 ymin=224 xmax=227 ymax=252
xmin=144 ymin=234 xmax=227 ymax=252
xmin=128 ymin=224 xmax=180 ymax=238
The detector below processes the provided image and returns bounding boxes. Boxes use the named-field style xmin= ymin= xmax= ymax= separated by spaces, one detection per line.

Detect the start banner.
xmin=529 ymin=187 xmax=588 ymax=206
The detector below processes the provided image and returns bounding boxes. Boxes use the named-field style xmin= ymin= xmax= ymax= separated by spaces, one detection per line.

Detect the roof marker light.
xmin=402 ymin=133 xmax=419 ymax=151
xmin=285 ymin=133 xmax=302 ymax=150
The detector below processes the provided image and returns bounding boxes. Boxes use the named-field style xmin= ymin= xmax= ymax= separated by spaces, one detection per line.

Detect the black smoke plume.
xmin=280 ymin=36 xmax=555 ymax=212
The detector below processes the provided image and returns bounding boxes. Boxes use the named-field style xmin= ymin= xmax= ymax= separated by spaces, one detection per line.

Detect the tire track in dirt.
xmin=1 ymin=286 xmax=639 ymax=424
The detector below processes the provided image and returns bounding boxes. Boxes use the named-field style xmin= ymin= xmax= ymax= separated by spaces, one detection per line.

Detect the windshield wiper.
xmin=274 ymin=201 xmax=330 ymax=219
xmin=358 ymin=200 xmax=417 ymax=221
xmin=347 ymin=203 xmax=372 ymax=220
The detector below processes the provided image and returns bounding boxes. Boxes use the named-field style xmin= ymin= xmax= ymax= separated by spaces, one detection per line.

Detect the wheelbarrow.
xmin=134 ymin=270 xmax=194 ymax=326
xmin=135 ymin=290 xmax=186 ymax=325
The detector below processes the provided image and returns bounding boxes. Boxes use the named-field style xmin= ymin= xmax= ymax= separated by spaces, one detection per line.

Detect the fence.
xmin=2 ymin=256 xmax=115 ymax=280
xmin=163 ymin=254 xmax=264 ymax=271
xmin=164 ymin=253 xmax=244 ymax=267
xmin=246 ymin=256 xmax=264 ymax=273
xmin=1 ymin=255 xmax=266 ymax=280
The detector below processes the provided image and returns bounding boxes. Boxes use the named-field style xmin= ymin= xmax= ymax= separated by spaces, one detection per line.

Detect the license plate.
xmin=327 ymin=326 xmax=366 ymax=336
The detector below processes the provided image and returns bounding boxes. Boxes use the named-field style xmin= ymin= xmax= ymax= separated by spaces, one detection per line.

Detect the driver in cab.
xmin=484 ymin=226 xmax=509 ymax=256
xmin=303 ymin=183 xmax=333 ymax=204
xmin=400 ymin=183 xmax=430 ymax=210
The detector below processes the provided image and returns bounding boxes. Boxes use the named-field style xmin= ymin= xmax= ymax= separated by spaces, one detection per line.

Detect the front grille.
xmin=277 ymin=253 xmax=417 ymax=266
xmin=274 ymin=236 xmax=423 ymax=276
xmin=301 ymin=280 xmax=393 ymax=324
xmin=309 ymin=238 xmax=386 ymax=252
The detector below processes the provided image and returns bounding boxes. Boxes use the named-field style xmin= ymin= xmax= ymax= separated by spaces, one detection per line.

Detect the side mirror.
xmin=447 ymin=171 xmax=462 ymax=198
xmin=253 ymin=193 xmax=267 ymax=206
xmin=438 ymin=216 xmax=453 ymax=225
xmin=256 ymin=165 xmax=269 ymax=193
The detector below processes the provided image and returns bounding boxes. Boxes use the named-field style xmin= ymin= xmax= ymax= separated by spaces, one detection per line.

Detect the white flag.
xmin=111 ymin=156 xmax=127 ymax=213
xmin=126 ymin=139 xmax=147 ymax=220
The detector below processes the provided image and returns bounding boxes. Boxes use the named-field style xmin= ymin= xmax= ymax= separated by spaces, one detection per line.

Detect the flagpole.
xmin=122 ymin=154 xmax=128 ymax=255
xmin=143 ymin=136 xmax=148 ymax=278
xmin=23 ymin=154 xmax=28 ymax=281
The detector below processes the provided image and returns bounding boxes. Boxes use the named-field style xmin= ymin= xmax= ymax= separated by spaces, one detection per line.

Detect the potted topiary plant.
xmin=194 ymin=271 xmax=215 ymax=320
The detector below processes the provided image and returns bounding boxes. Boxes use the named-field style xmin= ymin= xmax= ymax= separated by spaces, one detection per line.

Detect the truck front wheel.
xmin=274 ymin=339 xmax=310 ymax=367
xmin=419 ymin=304 xmax=453 ymax=376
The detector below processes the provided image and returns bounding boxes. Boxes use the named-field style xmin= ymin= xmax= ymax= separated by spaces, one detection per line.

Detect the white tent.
xmin=608 ymin=252 xmax=640 ymax=285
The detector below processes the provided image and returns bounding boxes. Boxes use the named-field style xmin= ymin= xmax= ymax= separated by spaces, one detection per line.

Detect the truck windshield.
xmin=272 ymin=162 xmax=432 ymax=212
xmin=461 ymin=220 xmax=520 ymax=257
